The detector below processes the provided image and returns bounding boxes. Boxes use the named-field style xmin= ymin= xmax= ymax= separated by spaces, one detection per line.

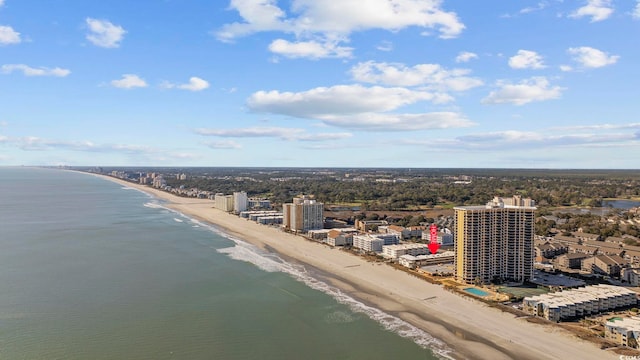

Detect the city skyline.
xmin=1 ymin=1 xmax=639 ymax=168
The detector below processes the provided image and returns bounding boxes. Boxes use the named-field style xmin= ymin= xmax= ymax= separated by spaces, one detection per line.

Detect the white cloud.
xmin=456 ymin=130 xmax=636 ymax=149
xmin=1 ymin=64 xmax=70 ymax=77
xmin=248 ymin=84 xmax=449 ymax=118
xmin=295 ymin=132 xmax=353 ymax=141
xmin=178 ymin=76 xmax=209 ymax=91
xmin=197 ymin=126 xmax=352 ymax=141
xmin=206 ymin=140 xmax=243 ymax=149
xmin=568 ymin=46 xmax=619 ymax=68
xmin=482 ymin=77 xmax=564 ymax=105
xmin=634 ymin=1 xmax=640 ymax=19
xmin=552 ymin=122 xmax=640 ymax=131
xmin=376 ymin=40 xmax=393 ymax=52
xmin=8 ymin=136 xmax=154 ymax=153
xmin=318 ymin=112 xmax=474 ymax=131
xmin=0 ymin=25 xmax=21 ymax=45
xmin=559 ymin=65 xmax=573 ymax=72
xmin=350 ymin=61 xmax=483 ymax=91
xmin=85 ymin=18 xmax=126 ymax=48
xmin=268 ymin=39 xmax=352 ymax=59
xmin=403 ymin=128 xmax=639 ymax=152
xmin=520 ymin=2 xmax=549 ymax=14
xmin=569 ymin=0 xmax=614 ymax=22
xmin=179 ymin=77 xmax=209 ymax=91
xmin=110 ymin=74 xmax=147 ymax=89
xmin=162 ymin=77 xmax=210 ymax=91
xmin=245 ymin=84 xmax=476 ymax=131
xmin=217 ymin=0 xmax=465 ymax=48
xmin=455 ymin=51 xmax=478 ymax=63
xmin=508 ymin=50 xmax=546 ymax=69
xmin=0 ymin=0 xmax=5 ymax=7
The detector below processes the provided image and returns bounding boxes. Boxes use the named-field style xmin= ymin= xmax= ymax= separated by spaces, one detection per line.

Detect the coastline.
xmin=97 ymin=174 xmax=618 ymax=360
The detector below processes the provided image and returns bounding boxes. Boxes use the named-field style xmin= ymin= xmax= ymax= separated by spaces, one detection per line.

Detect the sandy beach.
xmin=100 ymin=175 xmax=618 ymax=360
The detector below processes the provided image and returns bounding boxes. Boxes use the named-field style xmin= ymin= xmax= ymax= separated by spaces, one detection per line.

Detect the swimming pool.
xmin=463 ymin=287 xmax=489 ymax=297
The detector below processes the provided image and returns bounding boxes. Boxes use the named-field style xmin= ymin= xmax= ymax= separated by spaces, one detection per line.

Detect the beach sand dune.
xmin=101 ymin=175 xmax=618 ymax=360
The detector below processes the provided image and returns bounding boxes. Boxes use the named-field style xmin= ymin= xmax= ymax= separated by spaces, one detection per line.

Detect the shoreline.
xmin=96 ymin=174 xmax=618 ymax=360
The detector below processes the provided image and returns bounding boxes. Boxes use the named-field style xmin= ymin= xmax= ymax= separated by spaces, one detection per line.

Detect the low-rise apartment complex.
xmin=523 ymin=284 xmax=638 ymax=322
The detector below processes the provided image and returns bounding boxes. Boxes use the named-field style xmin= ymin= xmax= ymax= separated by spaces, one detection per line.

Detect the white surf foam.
xmin=143 ymin=201 xmax=166 ymax=209
xmin=119 ymin=185 xmax=154 ymax=198
xmin=173 ymin=218 xmax=184 ymax=223
xmin=217 ymin=243 xmax=284 ymax=273
xmin=214 ymin=233 xmax=454 ymax=359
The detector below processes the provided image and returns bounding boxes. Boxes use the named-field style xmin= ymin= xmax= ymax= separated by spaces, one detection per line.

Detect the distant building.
xmin=407 ymin=226 xmax=426 ymax=239
xmin=326 ymin=230 xmax=354 ymax=247
xmin=353 ymin=234 xmax=399 ymax=253
xmin=535 ymin=242 xmax=568 ymax=259
xmin=454 ymin=195 xmax=536 ymax=284
xmin=605 ymin=316 xmax=640 ymax=348
xmin=307 ymin=229 xmax=332 ymax=241
xmin=233 ymin=191 xmax=248 ymax=213
xmin=282 ymin=195 xmax=324 ymax=233
xmin=353 ymin=235 xmax=384 ymax=253
xmin=623 ymin=268 xmax=640 ymax=286
xmin=582 ymin=254 xmax=626 ymax=277
xmin=248 ymin=198 xmax=271 ymax=209
xmin=387 ymin=225 xmax=410 ymax=239
xmin=398 ymin=251 xmax=455 ymax=269
xmin=572 ymin=231 xmax=602 ymax=242
xmin=152 ymin=176 xmax=166 ymax=188
xmin=556 ymin=253 xmax=590 ymax=269
xmin=214 ymin=193 xmax=234 ymax=212
xmin=355 ymin=219 xmax=388 ymax=232
xmin=382 ymin=243 xmax=430 ymax=260
xmin=523 ymin=284 xmax=637 ymax=322
xmin=421 ymin=228 xmax=453 ymax=246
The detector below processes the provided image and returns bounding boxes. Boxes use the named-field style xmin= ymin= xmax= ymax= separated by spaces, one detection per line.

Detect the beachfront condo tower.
xmin=454 ymin=195 xmax=536 ymax=284
xmin=283 ymin=195 xmax=324 ymax=233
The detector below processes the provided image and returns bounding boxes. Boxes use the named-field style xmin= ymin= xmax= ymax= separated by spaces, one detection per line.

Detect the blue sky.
xmin=1 ymin=0 xmax=639 ymax=168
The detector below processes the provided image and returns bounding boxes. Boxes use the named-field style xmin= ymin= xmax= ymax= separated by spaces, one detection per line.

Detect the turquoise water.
xmin=0 ymin=167 xmax=445 ymax=360
xmin=463 ymin=288 xmax=489 ymax=297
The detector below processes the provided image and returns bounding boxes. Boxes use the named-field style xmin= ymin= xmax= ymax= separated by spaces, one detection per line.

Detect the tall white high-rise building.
xmin=233 ymin=191 xmax=248 ymax=213
xmin=283 ymin=195 xmax=324 ymax=233
xmin=454 ymin=195 xmax=536 ymax=284
xmin=214 ymin=193 xmax=234 ymax=212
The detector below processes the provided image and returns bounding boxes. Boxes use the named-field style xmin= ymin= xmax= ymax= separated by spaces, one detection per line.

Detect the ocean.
xmin=0 ymin=167 xmax=444 ymax=359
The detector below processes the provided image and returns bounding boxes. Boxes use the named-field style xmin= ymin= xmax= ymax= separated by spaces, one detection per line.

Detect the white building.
xmin=382 ymin=243 xmax=430 ymax=260
xmin=240 ymin=210 xmax=281 ymax=219
xmin=398 ymin=251 xmax=455 ymax=269
xmin=256 ymin=216 xmax=283 ymax=225
xmin=233 ymin=191 xmax=248 ymax=213
xmin=214 ymin=193 xmax=234 ymax=212
xmin=605 ymin=316 xmax=640 ymax=348
xmin=523 ymin=284 xmax=637 ymax=322
xmin=623 ymin=268 xmax=640 ymax=286
xmin=248 ymin=198 xmax=271 ymax=209
xmin=326 ymin=230 xmax=354 ymax=247
xmin=421 ymin=229 xmax=454 ymax=246
xmin=353 ymin=234 xmax=399 ymax=253
xmin=152 ymin=176 xmax=166 ymax=188
xmin=353 ymin=235 xmax=384 ymax=253
xmin=283 ymin=195 xmax=324 ymax=233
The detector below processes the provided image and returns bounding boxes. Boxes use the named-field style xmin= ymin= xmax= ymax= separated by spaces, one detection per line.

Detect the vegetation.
xmin=88 ymin=167 xmax=640 ymax=211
